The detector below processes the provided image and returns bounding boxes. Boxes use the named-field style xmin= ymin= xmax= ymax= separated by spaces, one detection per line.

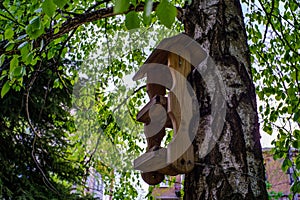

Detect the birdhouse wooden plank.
xmin=167 ymin=52 xmax=194 ymax=174
xmin=134 ymin=148 xmax=168 ymax=172
xmin=136 ymin=95 xmax=172 ymax=128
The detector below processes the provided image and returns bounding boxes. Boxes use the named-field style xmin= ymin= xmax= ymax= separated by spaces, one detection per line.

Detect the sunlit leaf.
xmin=114 ymin=0 xmax=130 ymax=13
xmin=1 ymin=81 xmax=10 ymax=98
xmin=156 ymin=0 xmax=177 ymax=28
xmin=42 ymin=0 xmax=56 ymax=17
xmin=10 ymin=56 xmax=19 ymax=72
xmin=5 ymin=29 xmax=14 ymax=40
xmin=53 ymin=0 xmax=67 ymax=9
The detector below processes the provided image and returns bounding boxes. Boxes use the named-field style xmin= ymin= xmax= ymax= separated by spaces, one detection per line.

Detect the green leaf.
xmin=1 ymin=81 xmax=10 ymax=98
xmin=129 ymin=0 xmax=137 ymax=6
xmin=26 ymin=17 xmax=44 ymax=39
xmin=143 ymin=0 xmax=153 ymax=26
xmin=291 ymin=181 xmax=300 ymax=193
xmin=294 ymin=130 xmax=300 ymax=139
xmin=53 ymin=78 xmax=60 ymax=88
xmin=24 ymin=52 xmax=34 ymax=65
xmin=4 ymin=42 xmax=14 ymax=51
xmin=294 ymin=112 xmax=300 ymax=122
xmin=114 ymin=0 xmax=130 ymax=13
xmin=292 ymin=140 xmax=300 ymax=148
xmin=263 ymin=124 xmax=273 ymax=135
xmin=125 ymin=11 xmax=140 ymax=30
xmin=12 ymin=66 xmax=25 ymax=78
xmin=144 ymin=0 xmax=153 ymax=17
xmin=5 ymin=29 xmax=14 ymax=40
xmin=296 ymin=157 xmax=300 ymax=170
xmin=20 ymin=44 xmax=29 ymax=63
xmin=282 ymin=158 xmax=292 ymax=172
xmin=29 ymin=16 xmax=41 ymax=30
xmin=18 ymin=41 xmax=29 ymax=50
xmin=273 ymin=150 xmax=284 ymax=160
xmin=53 ymin=0 xmax=67 ymax=9
xmin=10 ymin=56 xmax=19 ymax=72
xmin=290 ymin=1 xmax=297 ymax=12
xmin=16 ymin=34 xmax=27 ymax=41
xmin=0 ymin=55 xmax=5 ymax=66
xmin=156 ymin=0 xmax=177 ymax=28
xmin=287 ymin=87 xmax=295 ymax=97
xmin=42 ymin=0 xmax=56 ymax=17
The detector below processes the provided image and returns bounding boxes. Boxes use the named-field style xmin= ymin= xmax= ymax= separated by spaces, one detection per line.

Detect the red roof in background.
xmin=263 ymin=148 xmax=290 ymax=195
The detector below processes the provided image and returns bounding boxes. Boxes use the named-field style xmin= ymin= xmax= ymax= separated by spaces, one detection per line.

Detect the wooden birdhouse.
xmin=133 ymin=33 xmax=206 ymax=185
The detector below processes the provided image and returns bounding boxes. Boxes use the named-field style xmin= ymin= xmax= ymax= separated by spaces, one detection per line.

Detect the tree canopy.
xmin=0 ymin=0 xmax=299 ymax=199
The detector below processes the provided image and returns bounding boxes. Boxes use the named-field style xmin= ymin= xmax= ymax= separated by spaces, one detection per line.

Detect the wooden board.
xmin=136 ymin=95 xmax=172 ymax=128
xmin=167 ymin=52 xmax=194 ymax=173
xmin=134 ymin=148 xmax=168 ymax=173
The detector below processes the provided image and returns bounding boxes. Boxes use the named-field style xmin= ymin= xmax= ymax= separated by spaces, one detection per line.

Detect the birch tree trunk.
xmin=182 ymin=0 xmax=268 ymax=199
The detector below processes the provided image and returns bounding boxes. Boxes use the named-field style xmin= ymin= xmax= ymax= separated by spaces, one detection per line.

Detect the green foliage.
xmin=145 ymin=185 xmax=155 ymax=200
xmin=0 ymin=0 xmax=182 ymax=198
xmin=268 ymin=190 xmax=284 ymax=200
xmin=243 ymin=0 xmax=300 ymax=195
xmin=266 ymin=181 xmax=284 ymax=200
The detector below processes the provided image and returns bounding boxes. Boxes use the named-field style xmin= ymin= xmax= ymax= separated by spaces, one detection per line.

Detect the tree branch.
xmin=84 ymin=135 xmax=101 ymax=167
xmin=45 ymin=3 xmax=159 ymax=42
xmin=112 ymin=85 xmax=146 ymax=113
xmin=1 ymin=2 xmax=184 ymax=56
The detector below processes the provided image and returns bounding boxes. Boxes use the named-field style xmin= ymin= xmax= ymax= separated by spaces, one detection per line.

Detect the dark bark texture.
xmin=183 ymin=0 xmax=268 ymax=199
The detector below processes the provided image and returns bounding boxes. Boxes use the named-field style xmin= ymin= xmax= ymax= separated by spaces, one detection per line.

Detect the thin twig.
xmin=262 ymin=0 xmax=274 ymax=44
xmin=0 ymin=13 xmax=18 ymax=25
xmin=25 ymin=62 xmax=60 ymax=195
xmin=1 ymin=4 xmax=25 ymax=27
xmin=257 ymin=0 xmax=300 ymax=57
xmin=84 ymin=135 xmax=101 ymax=167
xmin=54 ymin=28 xmax=77 ymax=96
xmin=112 ymin=85 xmax=146 ymax=113
xmin=38 ymin=79 xmax=51 ymax=121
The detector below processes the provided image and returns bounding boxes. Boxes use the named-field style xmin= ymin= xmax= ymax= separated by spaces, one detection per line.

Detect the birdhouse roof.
xmin=133 ymin=33 xmax=207 ymax=81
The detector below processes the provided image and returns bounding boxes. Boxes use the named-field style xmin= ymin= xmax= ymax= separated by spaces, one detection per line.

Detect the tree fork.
xmin=183 ymin=0 xmax=268 ymax=199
